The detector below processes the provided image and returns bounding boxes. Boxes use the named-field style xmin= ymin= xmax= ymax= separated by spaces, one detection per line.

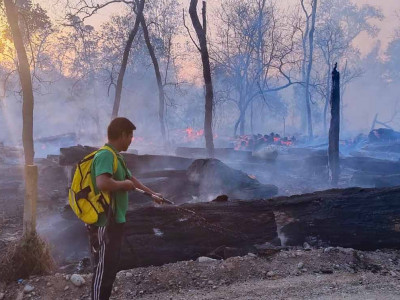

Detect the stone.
xmin=0 ymin=293 xmax=5 ymax=300
xmin=297 ymin=262 xmax=304 ymax=269
xmin=303 ymin=242 xmax=311 ymax=251
xmin=126 ymin=272 xmax=133 ymax=278
xmin=23 ymin=285 xmax=34 ymax=294
xmin=267 ymin=271 xmax=275 ymax=277
xmin=70 ymin=274 xmax=86 ymax=287
xmin=64 ymin=286 xmax=70 ymax=291
xmin=197 ymin=256 xmax=217 ymax=263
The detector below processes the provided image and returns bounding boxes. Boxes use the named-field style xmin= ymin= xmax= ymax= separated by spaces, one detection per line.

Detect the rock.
xmin=23 ymin=285 xmax=34 ymax=294
xmin=321 ymin=268 xmax=333 ymax=274
xmin=303 ymin=242 xmax=311 ymax=251
xmin=297 ymin=262 xmax=304 ymax=269
xmin=197 ymin=256 xmax=217 ymax=263
xmin=70 ymin=274 xmax=85 ymax=287
xmin=64 ymin=286 xmax=69 ymax=291
xmin=247 ymin=253 xmax=257 ymax=258
xmin=65 ymin=275 xmax=70 ymax=281
xmin=126 ymin=272 xmax=133 ymax=278
xmin=267 ymin=271 xmax=275 ymax=277
xmin=46 ymin=282 xmax=52 ymax=287
xmin=390 ymin=271 xmax=397 ymax=277
xmin=324 ymin=247 xmax=334 ymax=253
xmin=0 ymin=293 xmax=4 ymax=300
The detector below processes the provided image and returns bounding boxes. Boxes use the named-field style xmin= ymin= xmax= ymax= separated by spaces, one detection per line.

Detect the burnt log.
xmin=59 ymin=145 xmax=193 ymax=174
xmin=270 ymin=186 xmax=400 ymax=250
xmin=120 ymin=201 xmax=277 ymax=269
xmin=186 ymin=159 xmax=278 ymax=200
xmin=351 ymin=172 xmax=400 ymax=188
xmin=52 ymin=186 xmax=400 ymax=270
xmin=176 ymin=147 xmax=252 ymax=160
xmin=305 ymin=154 xmax=400 ymax=176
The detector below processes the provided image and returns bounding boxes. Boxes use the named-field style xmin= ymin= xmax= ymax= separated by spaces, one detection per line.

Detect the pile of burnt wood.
xmin=233 ymin=133 xmax=296 ymax=151
xmin=50 ymin=145 xmax=400 ymax=271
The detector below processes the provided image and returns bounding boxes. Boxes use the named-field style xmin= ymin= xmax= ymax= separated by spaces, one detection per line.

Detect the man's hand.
xmin=120 ymin=180 xmax=136 ymax=191
xmin=152 ymin=193 xmax=164 ymax=204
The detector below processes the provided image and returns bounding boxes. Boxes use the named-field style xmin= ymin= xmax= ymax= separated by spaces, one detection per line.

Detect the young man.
xmin=88 ymin=117 xmax=163 ymax=300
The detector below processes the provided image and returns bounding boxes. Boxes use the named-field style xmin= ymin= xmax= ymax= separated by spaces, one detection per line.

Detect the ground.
xmin=1 ymin=247 xmax=400 ymax=299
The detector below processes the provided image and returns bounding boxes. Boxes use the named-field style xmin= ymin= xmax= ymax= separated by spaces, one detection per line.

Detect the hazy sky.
xmin=44 ymin=0 xmax=400 ymax=57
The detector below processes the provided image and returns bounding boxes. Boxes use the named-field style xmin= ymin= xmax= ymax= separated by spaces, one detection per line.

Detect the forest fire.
xmin=184 ymin=127 xmax=204 ymax=142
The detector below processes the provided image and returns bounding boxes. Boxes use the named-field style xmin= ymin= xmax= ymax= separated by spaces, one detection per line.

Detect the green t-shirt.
xmin=91 ymin=144 xmax=132 ymax=226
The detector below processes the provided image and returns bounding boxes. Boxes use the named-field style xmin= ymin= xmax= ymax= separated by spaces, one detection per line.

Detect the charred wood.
xmin=119 ymin=201 xmax=277 ymax=269
xmin=270 ymin=186 xmax=400 ymax=250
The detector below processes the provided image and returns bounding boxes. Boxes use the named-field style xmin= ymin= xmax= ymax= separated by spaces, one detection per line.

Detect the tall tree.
xmin=140 ymin=15 xmax=166 ymax=146
xmin=304 ymin=0 xmax=317 ymax=140
xmin=213 ymin=0 xmax=299 ymax=136
xmin=4 ymin=0 xmax=37 ymax=234
xmin=111 ymin=0 xmax=145 ymax=119
xmin=189 ymin=0 xmax=214 ymax=157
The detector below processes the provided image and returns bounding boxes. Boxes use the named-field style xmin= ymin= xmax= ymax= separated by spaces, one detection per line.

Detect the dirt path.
xmin=1 ymin=247 xmax=400 ymax=300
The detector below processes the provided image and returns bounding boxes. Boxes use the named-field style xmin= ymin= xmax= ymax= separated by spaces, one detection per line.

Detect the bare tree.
xmin=112 ymin=0 xmax=145 ymax=119
xmin=4 ymin=0 xmax=37 ymax=234
xmin=212 ymin=0 xmax=301 ymax=136
xmin=140 ymin=15 xmax=166 ymax=145
xmin=189 ymin=0 xmax=214 ymax=157
xmin=304 ymin=0 xmax=317 ymax=140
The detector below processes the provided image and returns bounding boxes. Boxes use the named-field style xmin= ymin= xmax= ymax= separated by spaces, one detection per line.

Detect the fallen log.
xmin=51 ymin=186 xmax=400 ymax=270
xmin=120 ymin=201 xmax=277 ymax=269
xmin=270 ymin=186 xmax=400 ymax=250
xmin=175 ymin=147 xmax=252 ymax=160
xmin=351 ymin=172 xmax=400 ymax=188
xmin=59 ymin=145 xmax=194 ymax=174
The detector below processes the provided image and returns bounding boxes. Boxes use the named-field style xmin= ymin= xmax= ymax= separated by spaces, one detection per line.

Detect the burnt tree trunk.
xmin=111 ymin=0 xmax=145 ymax=119
xmin=4 ymin=0 xmax=37 ymax=234
xmin=189 ymin=0 xmax=215 ymax=158
xmin=140 ymin=16 xmax=166 ymax=146
xmin=328 ymin=63 xmax=340 ymax=185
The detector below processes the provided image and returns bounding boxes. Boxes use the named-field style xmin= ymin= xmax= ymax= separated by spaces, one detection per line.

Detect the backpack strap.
xmin=99 ymin=145 xmax=118 ymax=175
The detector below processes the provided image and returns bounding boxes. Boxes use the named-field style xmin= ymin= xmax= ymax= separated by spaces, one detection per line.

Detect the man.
xmin=88 ymin=117 xmax=163 ymax=300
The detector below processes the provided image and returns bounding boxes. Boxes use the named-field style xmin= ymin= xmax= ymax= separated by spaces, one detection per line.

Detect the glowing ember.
xmin=184 ymin=127 xmax=204 ymax=141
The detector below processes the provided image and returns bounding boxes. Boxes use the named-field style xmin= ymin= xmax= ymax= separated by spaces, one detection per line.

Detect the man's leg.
xmin=90 ymin=223 xmax=124 ymax=300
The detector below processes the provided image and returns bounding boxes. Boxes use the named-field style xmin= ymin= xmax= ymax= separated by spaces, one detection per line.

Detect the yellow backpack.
xmin=68 ymin=145 xmax=118 ymax=224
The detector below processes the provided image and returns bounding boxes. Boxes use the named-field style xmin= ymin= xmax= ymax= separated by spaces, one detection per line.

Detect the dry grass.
xmin=0 ymin=231 xmax=55 ymax=282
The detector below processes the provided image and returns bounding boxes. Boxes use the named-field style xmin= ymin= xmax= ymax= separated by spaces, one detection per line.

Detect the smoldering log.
xmin=328 ymin=63 xmax=340 ymax=185
xmin=53 ymin=186 xmax=400 ymax=269
xmin=59 ymin=145 xmax=194 ymax=174
xmin=305 ymin=154 xmax=400 ymax=177
xmin=271 ymin=186 xmax=400 ymax=250
xmin=176 ymin=147 xmax=252 ymax=160
xmin=119 ymin=201 xmax=277 ymax=269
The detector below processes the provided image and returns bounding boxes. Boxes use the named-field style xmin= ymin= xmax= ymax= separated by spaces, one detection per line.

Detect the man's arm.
xmin=96 ymin=174 xmax=135 ymax=192
xmin=129 ymin=175 xmax=158 ymax=195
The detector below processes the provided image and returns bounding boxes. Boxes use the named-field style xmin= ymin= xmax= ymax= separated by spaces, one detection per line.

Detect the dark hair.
xmin=107 ymin=117 xmax=136 ymax=140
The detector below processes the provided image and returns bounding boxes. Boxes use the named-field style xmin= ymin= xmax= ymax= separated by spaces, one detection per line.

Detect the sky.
xmin=43 ymin=0 xmax=400 ymax=57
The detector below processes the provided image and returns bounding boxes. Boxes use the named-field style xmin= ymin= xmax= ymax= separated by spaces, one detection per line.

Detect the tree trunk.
xmin=304 ymin=0 xmax=317 ymax=140
xmin=140 ymin=16 xmax=166 ymax=146
xmin=189 ymin=0 xmax=214 ymax=158
xmin=328 ymin=63 xmax=340 ymax=185
xmin=323 ymin=67 xmax=330 ymax=134
xmin=4 ymin=0 xmax=37 ymax=234
xmin=111 ymin=0 xmax=145 ymax=119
